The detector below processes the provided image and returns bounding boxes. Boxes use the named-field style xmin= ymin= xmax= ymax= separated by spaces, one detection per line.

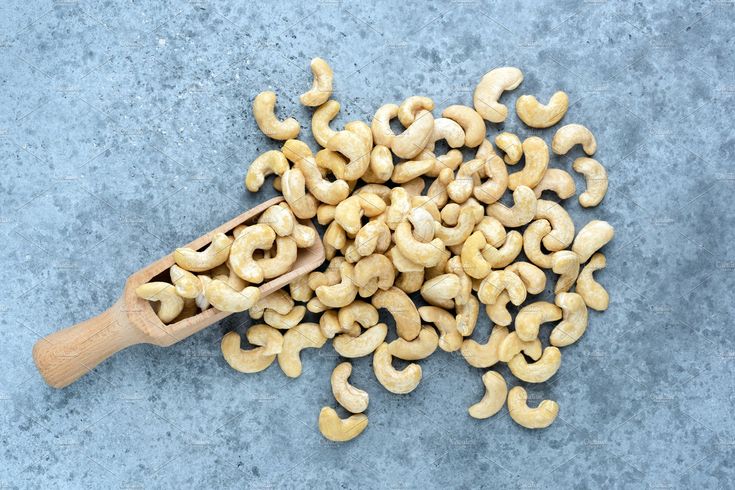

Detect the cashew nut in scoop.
xmin=300 ymin=57 xmax=333 ymax=107
xmin=318 ymin=407 xmax=368 ymax=442
xmin=515 ymin=91 xmax=569 ymax=129
xmin=257 ymin=204 xmax=295 ymax=237
xmin=487 ymin=185 xmax=537 ymax=228
xmin=221 ymin=326 xmax=283 ymax=374
xmin=315 ymin=261 xmax=358 ymax=308
xmin=441 ymin=105 xmax=485 ymax=147
xmin=508 ymin=346 xmax=562 ymax=383
xmin=573 ymin=157 xmax=608 ymax=208
xmin=338 ymin=301 xmax=379 ymax=330
xmin=257 ymin=236 xmax=297 ymax=279
xmin=473 ymin=67 xmax=524 ymax=123
xmin=333 ymin=323 xmax=388 ymax=358
xmin=469 ymin=371 xmax=508 ymax=419
xmin=391 ymin=110 xmax=434 ymax=159
xmin=507 ymin=386 xmax=559 ymax=429
xmin=495 ymin=132 xmax=523 ymax=164
xmin=174 ymin=232 xmax=233 ymax=272
xmin=419 ymin=306 xmax=462 ymax=352
xmin=485 ymin=291 xmax=512 ymax=327
xmin=170 ymin=265 xmax=202 ymax=299
xmin=535 ymin=199 xmax=575 ymax=252
xmin=281 ymin=168 xmax=318 ymax=219
xmin=388 ymin=326 xmax=439 ymax=361
xmin=228 ymin=224 xmax=275 ymax=283
xmin=312 ymin=99 xmax=340 ymax=147
xmin=249 ymin=289 xmax=294 ymax=319
xmin=394 ymin=222 xmax=446 ymax=268
xmin=278 ymin=322 xmax=327 ymax=378
xmin=498 ymin=332 xmax=542 ymax=363
xmin=264 ymin=305 xmax=306 ymax=330
xmin=576 ymin=253 xmax=609 ymax=311
xmin=551 ymin=251 xmax=580 ymax=294
xmin=515 ymin=301 xmax=563 ymax=342
xmin=292 ymin=221 xmax=317 ymax=248
xmin=427 ymin=117 xmax=465 ymax=150
xmin=325 ymin=130 xmax=371 ymax=181
xmin=533 ymin=168 xmax=576 ymax=199
xmin=572 ymin=220 xmax=614 ymax=263
xmin=373 ymin=343 xmax=422 ymax=394
xmin=474 ymin=154 xmax=509 ymax=205
xmin=331 ymin=362 xmax=369 ymax=414
xmin=550 ymin=292 xmax=589 ymax=347
xmin=334 ymin=193 xmax=386 ymax=235
xmin=478 ymin=270 xmax=527 ymax=306
xmin=253 ymin=91 xmax=300 ymax=140
xmin=552 ymin=123 xmax=596 ymax=155
xmin=195 ymin=275 xmax=212 ymax=310
xmin=461 ymin=324 xmax=509 ymax=368
xmin=372 ymin=287 xmax=421 ymax=341
xmin=245 ymin=150 xmax=290 ymax=192
xmin=136 ymin=282 xmax=184 ymax=323
xmin=205 ymin=280 xmax=261 ymax=313
xmin=508 ymin=137 xmax=549 ymax=190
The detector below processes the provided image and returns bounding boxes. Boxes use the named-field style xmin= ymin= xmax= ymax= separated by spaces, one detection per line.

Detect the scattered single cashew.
xmin=427 ymin=117 xmax=465 ymax=149
xmin=372 ymin=287 xmax=421 ymax=341
xmin=398 ymin=96 xmax=435 ymax=126
xmin=136 ymin=282 xmax=184 ymax=323
xmin=221 ymin=326 xmax=283 ymax=373
xmin=388 ymin=326 xmax=439 ymax=360
xmin=473 ymin=154 xmax=509 ymax=205
xmin=170 ymin=265 xmax=202 ymax=299
xmin=353 ymin=254 xmax=395 ymax=296
xmin=205 ymin=280 xmax=261 ymax=313
xmin=435 ymin=207 xmax=475 ymax=246
xmin=515 ymin=91 xmax=569 ymax=128
xmin=284 ymin=144 xmax=350 ymax=206
xmin=573 ymin=157 xmax=608 ymax=208
xmin=391 ymin=159 xmax=435 ymax=184
xmin=333 ymin=322 xmax=387 ymax=358
xmin=392 ymin=110 xmax=434 ymax=159
xmin=460 ymin=324 xmax=508 ymax=368
xmin=550 ymin=292 xmax=589 ymax=347
xmin=571 ymin=220 xmax=614 ymax=263
xmin=473 ymin=67 xmax=524 ymax=123
xmin=258 ymin=204 xmax=295 ymax=237
xmin=373 ymin=343 xmax=422 ymax=394
xmin=456 ymin=295 xmax=480 ymax=337
xmin=533 ymin=168 xmax=576 ymax=199
xmin=331 ymin=362 xmax=369 ymax=414
xmin=395 ymin=270 xmax=424 ymax=294
xmin=253 ymin=91 xmax=300 ymax=140
xmin=338 ymin=301 xmax=379 ymax=330
xmin=485 ymin=291 xmax=512 ymax=326
xmin=394 ymin=222 xmax=446 ymax=268
xmin=278 ymin=322 xmax=327 ymax=378
xmin=312 ymin=99 xmax=340 ymax=147
xmin=461 ymin=231 xmax=492 ymax=279
xmin=475 ymin=216 xmax=506 ymax=248
xmin=318 ymin=407 xmax=368 ymax=442
xmin=535 ymin=199 xmax=575 ymax=252
xmin=228 ymin=224 xmax=275 ymax=283
xmin=245 ymin=151 xmax=290 ymax=192
xmin=508 ymin=137 xmax=549 ymax=190
xmin=366 ymin=145 xmax=394 ymax=183
xmin=385 ymin=187 xmax=411 ymax=229
xmin=257 ymin=236 xmax=297 ymax=279
xmin=249 ymin=289 xmax=294 ymax=319
xmin=498 ymin=332 xmax=543 ymax=363
xmin=281 ymin=168 xmax=318 ymax=219
xmin=315 ymin=261 xmax=358 ymax=308
xmin=551 ymin=251 xmax=580 ymax=294
xmin=420 ymin=273 xmax=461 ymax=309
xmin=371 ymin=103 xmax=399 ymax=147
xmin=441 ymin=105 xmax=485 ymax=147
xmin=326 ymin=130 xmax=371 ymax=181
xmin=487 ymin=185 xmax=537 ymax=228
xmin=447 ymin=158 xmax=484 ymax=203
xmin=552 ymin=123 xmax=596 ymax=155
xmin=495 ymin=132 xmax=523 ymax=164
xmin=482 ymin=230 xmax=523 ymax=268
xmin=468 ymin=371 xmax=507 ymax=419
xmin=576 ymin=253 xmax=609 ymax=311
xmin=334 ymin=193 xmax=386 ymax=235
xmin=174 ymin=232 xmax=233 ymax=272
xmin=515 ymin=301 xmax=562 ymax=342
xmin=419 ymin=306 xmax=462 ymax=352
xmin=300 ymin=57 xmax=333 ymax=107
xmin=508 ymin=346 xmax=561 ymax=383
xmin=523 ymin=219 xmax=554 ymax=269
xmin=264 ymin=305 xmax=306 ymax=330
xmin=505 ymin=262 xmax=546 ymax=295
xmin=478 ymin=270 xmax=526 ymax=306
xmin=507 ymin=386 xmax=559 ymax=429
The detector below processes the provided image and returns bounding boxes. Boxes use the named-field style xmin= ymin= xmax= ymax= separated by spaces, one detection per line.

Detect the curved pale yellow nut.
xmin=172 ymin=297 xmax=198 ymax=323
xmin=461 ymin=231 xmax=492 ymax=279
xmin=456 ymin=295 xmax=479 ymax=337
xmin=388 ymin=326 xmax=439 ymax=360
xmin=317 ymin=204 xmax=336 ymax=225
xmin=307 ymin=297 xmax=329 ymax=313
xmin=461 ymin=324 xmax=508 ymax=368
xmin=228 ymin=224 xmax=275 ymax=283
xmin=258 ymin=236 xmax=297 ymax=279
xmin=355 ymin=183 xmax=391 ymax=201
xmin=398 ymin=96 xmax=434 ymax=126
xmin=253 ymin=91 xmax=300 ymax=140
xmin=441 ymin=105 xmax=485 ymax=147
xmin=533 ymin=168 xmax=576 ymax=199
xmin=552 ymin=123 xmax=596 ymax=156
xmin=390 ymin=159 xmax=433 ymax=184
xmin=385 ymin=187 xmax=411 ymax=230
xmin=292 ymin=222 xmax=317 ymax=248
xmin=427 ymin=117 xmax=465 ymax=150
xmin=469 ymin=371 xmax=508 ymax=419
xmin=487 ymin=186 xmax=537 ymax=228
xmin=508 ymin=137 xmax=549 ymax=190
xmin=473 ymin=67 xmax=524 ymax=123
xmin=286 ymin=152 xmax=350 ymax=206
xmin=392 ymin=110 xmax=434 ymax=159
xmin=505 ymin=262 xmax=546 ymax=295
xmin=315 ymin=262 xmax=358 ymax=308
xmin=388 ymin=246 xmax=422 ymax=273
xmin=523 ymin=219 xmax=553 ymax=269
xmin=498 ymin=332 xmax=542 ymax=363
xmin=353 ymin=254 xmax=394 ymax=296
xmin=333 ymin=322 xmax=387 ymax=358
xmin=174 ymin=233 xmax=233 ymax=272
xmin=535 ymin=199 xmax=575 ymax=252
xmin=576 ymin=253 xmax=608 ymax=311
xmin=550 ymin=292 xmax=589 ymax=347
xmin=281 ymin=168 xmax=318 ymax=219
xmin=478 ymin=270 xmax=526 ymax=306
xmin=205 ymin=280 xmax=260 ymax=313
xmin=509 ymin=346 xmax=561 ymax=383
xmin=507 ymin=386 xmax=559 ymax=429
xmin=278 ymin=322 xmax=327 ymax=378
xmin=345 ymin=120 xmax=373 ymax=149
xmin=572 ymin=220 xmax=614 ymax=263
xmin=445 ymin=256 xmax=473 ymax=306
xmin=419 ymin=306 xmax=462 ymax=352
xmin=245 ymin=150 xmax=289 ymax=192
xmin=312 ymin=99 xmax=340 ymax=147
xmin=258 ymin=204 xmax=295 ymax=237
xmin=326 ymin=130 xmax=371 ymax=181
xmin=136 ymin=282 xmax=184 ymax=323
xmin=170 ymin=265 xmax=202 ymax=299
xmin=247 ymin=324 xmax=284 ymax=356
xmin=420 ymin=274 xmax=460 ymax=309
xmin=573 ymin=157 xmax=608 ymax=208
xmin=516 ymin=91 xmax=569 ymax=128
xmin=331 ymin=363 xmax=369 ymax=414
xmin=300 ymin=58 xmax=333 ymax=107
xmin=373 ymin=343 xmax=422 ymax=394
xmin=319 ymin=310 xmax=359 ymax=339
xmin=475 ymin=216 xmax=506 ymax=248
xmin=407 ymin=207 xmax=435 ymax=243
xmin=395 ymin=270 xmax=424 ymax=294
xmin=195 ymin=275 xmax=212 ymax=310
xmin=221 ymin=328 xmax=281 ymax=373
xmin=371 ymin=103 xmax=399 ymax=147
xmin=447 ymin=158 xmax=484 ymax=203
xmin=289 ymin=275 xmax=313 ymax=303
xmin=473 ymin=154 xmax=509 ymax=205
xmin=515 ymin=301 xmax=562 ymax=341
xmin=338 ymin=301 xmax=379 ymax=330
xmin=425 ymin=149 xmax=463 ymax=178
xmin=424 ymin=168 xmax=452 ymax=208
xmin=318 ymin=407 xmax=368 ymax=442
xmin=551 ymin=251 xmax=580 ymax=294
xmin=394 ymin=222 xmax=445 ymax=268
xmin=475 ymin=138 xmax=497 ymax=160
xmin=482 ymin=230 xmax=523 ymax=268
xmin=334 ymin=193 xmax=386 ymax=235
xmin=249 ymin=289 xmax=294 ymax=319
xmin=264 ymin=305 xmax=306 ymax=330
xmin=366 ymin=145 xmax=394 ymax=183
xmin=495 ymin=132 xmax=522 ymax=164
xmin=485 ymin=291 xmax=511 ymax=327
xmin=435 ymin=207 xmax=474 ymax=246
xmin=440 ymin=202 xmax=460 ymax=226
xmin=373 ymin=287 xmax=421 ymax=341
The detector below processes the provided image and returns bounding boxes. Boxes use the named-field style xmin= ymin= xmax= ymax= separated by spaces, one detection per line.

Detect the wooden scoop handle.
xmin=32 ymin=297 xmax=148 ymax=388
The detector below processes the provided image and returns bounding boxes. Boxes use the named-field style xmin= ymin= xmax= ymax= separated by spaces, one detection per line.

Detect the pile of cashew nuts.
xmin=139 ymin=58 xmax=613 ymax=440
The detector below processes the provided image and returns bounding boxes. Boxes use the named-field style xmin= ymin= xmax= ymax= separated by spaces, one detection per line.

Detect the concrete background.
xmin=1 ymin=0 xmax=734 ymax=488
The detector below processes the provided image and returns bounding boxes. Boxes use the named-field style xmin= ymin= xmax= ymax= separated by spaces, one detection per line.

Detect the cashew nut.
xmin=523 ymin=219 xmax=554 ymax=269
xmin=394 ymin=221 xmax=446 ymax=268
xmin=515 ymin=91 xmax=568 ymax=128
xmin=478 ymin=270 xmax=526 ymax=306
xmin=398 ymin=96 xmax=435 ymax=126
xmin=253 ymin=91 xmax=300 ymax=140
xmin=447 ymin=158 xmax=484 ymax=203
xmin=460 ymin=324 xmax=508 ymax=368
xmin=205 ymin=280 xmax=261 ymax=313
xmin=372 ymin=343 xmax=422 ymax=394
xmin=325 ymin=130 xmax=371 ymax=181
xmin=174 ymin=232 xmax=233 ymax=272
xmin=475 ymin=216 xmax=506 ymax=248
xmin=505 ymin=261 xmax=546 ymax=295
xmin=333 ymin=323 xmax=387 ymax=358
xmin=533 ymin=168 xmax=576 ymax=199
xmin=300 ymin=58 xmax=333 ymax=107
xmin=391 ymin=159 xmax=435 ymax=184
xmin=312 ymin=99 xmax=341 ymax=147
xmin=278 ymin=322 xmax=327 ymax=378
xmin=498 ymin=332 xmax=542 ymax=363
xmin=515 ymin=301 xmax=562 ymax=342
xmin=482 ymin=230 xmax=523 ymax=268
xmin=338 ymin=301 xmax=379 ymax=330
xmin=441 ymin=105 xmax=485 ymax=147
xmin=136 ymin=282 xmax=184 ymax=323
xmin=571 ymin=220 xmax=614 ymax=263
xmin=264 ymin=305 xmax=306 ymax=330
xmin=315 ymin=261 xmax=358 ymax=308
xmin=250 ymin=289 xmax=294 ymax=319
xmin=353 ymin=254 xmax=395 ymax=296
xmin=331 ymin=362 xmax=369 ymax=413
xmin=550 ymin=292 xmax=589 ymax=347
xmin=372 ymin=287 xmax=421 ymax=341
xmin=258 ymin=204 xmax=295 ymax=237
xmin=245 ymin=150 xmax=290 ymax=192
xmin=392 ymin=110 xmax=434 ymax=159
xmin=170 ymin=265 xmax=202 ymax=299
xmin=281 ymin=168 xmax=318 ymax=219
xmin=371 ymin=103 xmax=399 ymax=147
xmin=495 ymin=132 xmax=523 ymax=164
xmin=456 ymin=295 xmax=480 ymax=337
xmin=468 ymin=371 xmax=507 ymax=419
xmin=573 ymin=157 xmax=608 ymax=208
xmin=388 ymin=326 xmax=439 ymax=360
xmin=473 ymin=154 xmax=509 ymax=205
xmin=535 ymin=199 xmax=575 ymax=252
xmin=485 ymin=291 xmax=512 ymax=326
xmin=221 ymin=326 xmax=283 ymax=373
xmin=257 ymin=236 xmax=297 ymax=279
xmin=551 ymin=251 xmax=580 ymax=294
xmin=473 ymin=67 xmax=524 ymax=123
xmin=576 ymin=253 xmax=608 ymax=311
xmin=419 ymin=306 xmax=462 ymax=352
xmin=318 ymin=407 xmax=368 ymax=442
xmin=427 ymin=117 xmax=465 ymax=149
xmin=487 ymin=185 xmax=537 ymax=228
xmin=508 ymin=346 xmax=561 ymax=383
xmin=507 ymin=137 xmax=549 ymax=190
xmin=228 ymin=224 xmax=276 ymax=283
xmin=507 ymin=386 xmax=559 ymax=429
xmin=552 ymin=123 xmax=596 ymax=156
xmin=460 ymin=231 xmax=492 ymax=279
xmin=334 ymin=193 xmax=386 ymax=235
xmin=366 ymin=145 xmax=394 ymax=183
xmin=319 ymin=310 xmax=360 ymax=339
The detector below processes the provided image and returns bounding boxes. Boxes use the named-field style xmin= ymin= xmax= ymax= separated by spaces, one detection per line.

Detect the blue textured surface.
xmin=2 ymin=1 xmax=734 ymax=488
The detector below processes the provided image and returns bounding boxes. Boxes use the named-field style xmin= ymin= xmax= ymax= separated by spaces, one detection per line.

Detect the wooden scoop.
xmin=32 ymin=196 xmax=325 ymax=389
